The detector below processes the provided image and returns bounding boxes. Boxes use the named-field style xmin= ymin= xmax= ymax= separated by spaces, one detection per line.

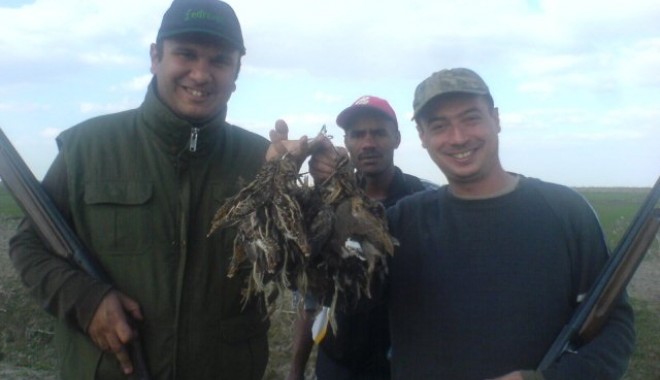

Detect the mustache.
xmin=357 ymin=152 xmax=382 ymax=160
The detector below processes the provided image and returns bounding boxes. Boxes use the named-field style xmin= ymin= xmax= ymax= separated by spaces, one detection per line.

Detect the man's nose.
xmin=448 ymin=125 xmax=468 ymax=144
xmin=361 ymin=131 xmax=378 ymax=146
xmin=188 ymin=60 xmax=212 ymax=83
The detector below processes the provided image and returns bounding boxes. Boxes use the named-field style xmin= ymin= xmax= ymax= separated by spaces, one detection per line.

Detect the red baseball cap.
xmin=336 ymin=95 xmax=398 ymax=129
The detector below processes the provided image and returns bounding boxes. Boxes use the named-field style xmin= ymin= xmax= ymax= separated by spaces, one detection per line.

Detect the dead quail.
xmin=208 ymin=126 xmax=396 ymax=325
xmin=208 ymin=152 xmax=310 ymax=298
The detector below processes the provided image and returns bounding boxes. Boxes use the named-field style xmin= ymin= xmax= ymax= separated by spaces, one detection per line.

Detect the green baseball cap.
xmin=157 ymin=0 xmax=245 ymax=55
xmin=412 ymin=68 xmax=490 ymax=119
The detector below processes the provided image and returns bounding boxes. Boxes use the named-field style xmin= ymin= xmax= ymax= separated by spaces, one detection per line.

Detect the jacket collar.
xmin=356 ymin=166 xmax=410 ymax=208
xmin=140 ymin=78 xmax=228 ymax=156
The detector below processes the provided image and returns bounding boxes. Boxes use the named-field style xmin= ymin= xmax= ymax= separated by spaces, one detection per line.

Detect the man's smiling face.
xmin=150 ymin=34 xmax=241 ymax=123
xmin=417 ymin=93 xmax=501 ymax=186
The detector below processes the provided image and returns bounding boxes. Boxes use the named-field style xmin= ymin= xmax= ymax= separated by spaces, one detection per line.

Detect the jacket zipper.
xmin=189 ymin=127 xmax=199 ymax=152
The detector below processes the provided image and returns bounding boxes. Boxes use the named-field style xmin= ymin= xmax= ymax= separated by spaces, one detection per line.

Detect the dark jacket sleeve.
xmin=541 ymin=186 xmax=635 ymax=380
xmin=8 ymin=152 xmax=113 ymax=332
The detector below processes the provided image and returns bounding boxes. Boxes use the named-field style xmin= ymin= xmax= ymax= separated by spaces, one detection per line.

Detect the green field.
xmin=577 ymin=187 xmax=660 ymax=380
xmin=578 ymin=187 xmax=653 ymax=248
xmin=0 ymin=185 xmax=22 ymax=219
xmin=0 ymin=185 xmax=657 ymax=379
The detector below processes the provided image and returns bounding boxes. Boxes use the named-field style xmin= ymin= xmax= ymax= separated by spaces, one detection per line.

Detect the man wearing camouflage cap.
xmin=384 ymin=68 xmax=635 ymax=379
xmin=307 ymin=68 xmax=635 ymax=379
xmin=9 ymin=1 xmax=298 ymax=378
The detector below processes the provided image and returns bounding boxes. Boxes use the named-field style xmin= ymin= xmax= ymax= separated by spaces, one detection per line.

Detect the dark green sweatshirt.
xmin=386 ymin=177 xmax=635 ymax=380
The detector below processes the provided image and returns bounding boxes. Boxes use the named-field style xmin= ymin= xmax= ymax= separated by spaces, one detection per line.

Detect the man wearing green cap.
xmin=9 ymin=1 xmax=293 ymax=379
xmin=308 ymin=68 xmax=635 ymax=379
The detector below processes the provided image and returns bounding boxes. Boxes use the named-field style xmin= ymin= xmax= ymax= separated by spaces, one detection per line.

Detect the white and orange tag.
xmin=311 ymin=306 xmax=330 ymax=344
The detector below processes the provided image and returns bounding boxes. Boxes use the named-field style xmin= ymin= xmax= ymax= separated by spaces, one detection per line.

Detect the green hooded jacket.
xmin=9 ymin=82 xmax=271 ymax=379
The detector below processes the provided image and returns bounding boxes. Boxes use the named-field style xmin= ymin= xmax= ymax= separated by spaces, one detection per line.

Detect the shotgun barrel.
xmin=0 ymin=128 xmax=151 ymax=379
xmin=538 ymin=176 xmax=660 ymax=370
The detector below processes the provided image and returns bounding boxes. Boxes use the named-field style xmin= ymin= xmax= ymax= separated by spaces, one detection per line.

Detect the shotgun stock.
xmin=0 ymin=128 xmax=151 ymax=379
xmin=538 ymin=176 xmax=660 ymax=371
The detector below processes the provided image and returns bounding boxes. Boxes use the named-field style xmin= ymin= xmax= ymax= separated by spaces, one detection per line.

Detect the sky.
xmin=0 ymin=0 xmax=658 ymax=187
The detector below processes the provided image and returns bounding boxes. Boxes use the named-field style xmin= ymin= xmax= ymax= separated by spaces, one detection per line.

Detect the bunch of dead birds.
xmin=208 ymin=136 xmax=396 ymax=326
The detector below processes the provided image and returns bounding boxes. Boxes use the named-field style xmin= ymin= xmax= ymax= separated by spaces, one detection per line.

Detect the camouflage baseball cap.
xmin=412 ymin=68 xmax=490 ymax=119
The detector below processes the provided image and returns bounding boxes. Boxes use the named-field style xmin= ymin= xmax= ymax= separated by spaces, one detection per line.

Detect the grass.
xmin=626 ymin=299 xmax=660 ymax=380
xmin=578 ymin=186 xmax=659 ymax=380
xmin=0 ymin=184 xmax=23 ymax=218
xmin=0 ymin=184 xmax=57 ymax=378
xmin=577 ymin=187 xmax=652 ymax=248
xmin=0 ymin=185 xmax=657 ymax=379
xmin=0 ymin=217 xmax=57 ymax=375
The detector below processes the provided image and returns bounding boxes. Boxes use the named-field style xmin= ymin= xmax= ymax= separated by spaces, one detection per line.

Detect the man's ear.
xmin=394 ymin=129 xmax=401 ymax=149
xmin=493 ymin=107 xmax=501 ymax=133
xmin=416 ymin=124 xmax=427 ymax=148
xmin=149 ymin=43 xmax=159 ymax=74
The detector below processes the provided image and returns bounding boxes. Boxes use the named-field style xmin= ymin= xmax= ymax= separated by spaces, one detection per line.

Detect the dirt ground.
xmin=0 ymin=365 xmax=55 ymax=380
xmin=627 ymin=241 xmax=660 ymax=305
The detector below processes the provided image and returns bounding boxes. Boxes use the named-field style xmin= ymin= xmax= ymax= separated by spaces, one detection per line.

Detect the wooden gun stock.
xmin=538 ymin=176 xmax=660 ymax=371
xmin=0 ymin=128 xmax=151 ymax=379
xmin=579 ymin=208 xmax=659 ymax=341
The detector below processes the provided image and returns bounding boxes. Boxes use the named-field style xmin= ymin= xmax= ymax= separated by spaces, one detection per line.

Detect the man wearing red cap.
xmin=9 ymin=1 xmax=298 ymax=379
xmin=288 ymin=96 xmax=435 ymax=380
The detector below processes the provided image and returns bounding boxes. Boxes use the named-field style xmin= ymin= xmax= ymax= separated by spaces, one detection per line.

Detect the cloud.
xmin=40 ymin=127 xmax=62 ymax=139
xmin=312 ymin=91 xmax=342 ymax=105
xmin=0 ymin=101 xmax=51 ymax=113
xmin=111 ymin=74 xmax=153 ymax=93
xmin=79 ymin=99 xmax=140 ymax=115
xmin=79 ymin=51 xmax=141 ymax=66
xmin=617 ymin=38 xmax=660 ymax=88
xmin=0 ymin=0 xmax=161 ymax=85
xmin=1 ymin=0 xmax=657 ymax=186
xmin=501 ymin=106 xmax=659 ymax=145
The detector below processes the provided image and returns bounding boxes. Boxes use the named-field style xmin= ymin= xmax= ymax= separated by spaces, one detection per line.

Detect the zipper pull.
xmin=189 ymin=127 xmax=199 ymax=152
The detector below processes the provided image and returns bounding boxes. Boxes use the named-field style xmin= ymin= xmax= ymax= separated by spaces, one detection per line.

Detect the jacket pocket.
xmin=83 ymin=181 xmax=154 ymax=255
